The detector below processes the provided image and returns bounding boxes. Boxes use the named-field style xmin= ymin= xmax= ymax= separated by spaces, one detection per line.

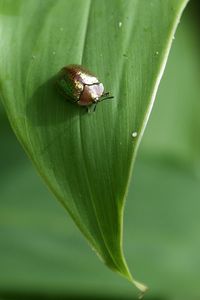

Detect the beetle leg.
xmin=93 ymin=103 xmax=97 ymax=112
xmin=86 ymin=104 xmax=96 ymax=113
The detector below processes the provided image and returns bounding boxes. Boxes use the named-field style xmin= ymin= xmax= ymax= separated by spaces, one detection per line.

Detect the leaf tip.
xmin=131 ymin=278 xmax=148 ymax=299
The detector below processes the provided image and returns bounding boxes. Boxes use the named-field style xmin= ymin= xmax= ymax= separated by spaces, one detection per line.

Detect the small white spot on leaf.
xmin=132 ymin=132 xmax=138 ymax=138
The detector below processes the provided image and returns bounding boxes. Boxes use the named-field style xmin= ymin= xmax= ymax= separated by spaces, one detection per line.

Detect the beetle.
xmin=56 ymin=64 xmax=114 ymax=112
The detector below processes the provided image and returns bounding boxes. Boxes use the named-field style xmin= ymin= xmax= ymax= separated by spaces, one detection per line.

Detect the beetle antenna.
xmin=101 ymin=95 xmax=114 ymax=101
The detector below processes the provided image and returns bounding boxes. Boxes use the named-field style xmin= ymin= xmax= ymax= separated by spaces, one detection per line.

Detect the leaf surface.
xmin=0 ymin=0 xmax=188 ymax=291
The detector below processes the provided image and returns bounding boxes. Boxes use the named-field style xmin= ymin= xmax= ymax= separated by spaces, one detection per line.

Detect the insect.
xmin=56 ymin=64 xmax=114 ymax=112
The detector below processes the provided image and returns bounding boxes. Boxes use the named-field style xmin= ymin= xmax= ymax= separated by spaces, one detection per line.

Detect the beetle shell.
xmin=57 ymin=64 xmax=113 ymax=109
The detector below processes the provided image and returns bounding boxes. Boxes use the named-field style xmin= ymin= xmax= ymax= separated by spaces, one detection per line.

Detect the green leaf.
xmin=0 ymin=0 xmax=188 ymax=293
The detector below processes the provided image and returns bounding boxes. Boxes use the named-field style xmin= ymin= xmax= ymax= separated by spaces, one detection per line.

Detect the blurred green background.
xmin=0 ymin=1 xmax=200 ymax=299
